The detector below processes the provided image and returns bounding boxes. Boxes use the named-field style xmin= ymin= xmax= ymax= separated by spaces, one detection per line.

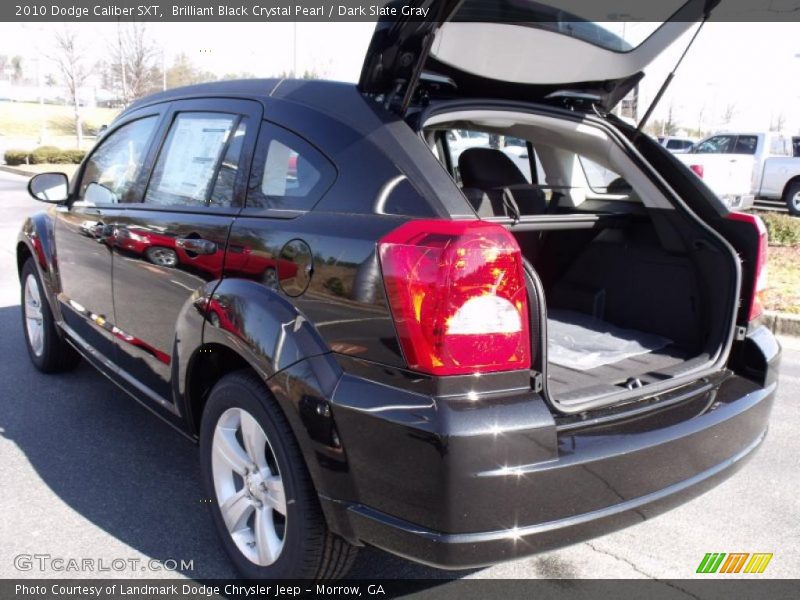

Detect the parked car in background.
xmin=793 ymin=136 xmax=800 ymax=158
xmin=17 ymin=1 xmax=778 ymax=580
xmin=656 ymin=135 xmax=696 ymax=153
xmin=677 ymin=131 xmax=800 ymax=214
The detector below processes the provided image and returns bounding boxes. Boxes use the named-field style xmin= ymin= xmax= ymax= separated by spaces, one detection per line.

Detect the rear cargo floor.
xmin=546 ymin=309 xmax=706 ymax=401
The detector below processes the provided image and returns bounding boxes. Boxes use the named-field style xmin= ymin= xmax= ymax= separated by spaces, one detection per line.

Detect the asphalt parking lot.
xmin=0 ymin=169 xmax=797 ymax=581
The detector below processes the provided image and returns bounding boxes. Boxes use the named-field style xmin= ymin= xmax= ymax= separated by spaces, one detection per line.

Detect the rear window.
xmin=666 ymin=139 xmax=692 ymax=150
xmin=769 ymin=136 xmax=790 ymax=156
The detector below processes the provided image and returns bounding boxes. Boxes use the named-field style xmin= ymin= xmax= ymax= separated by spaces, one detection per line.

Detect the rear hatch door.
xmin=359 ymin=0 xmax=717 ymax=113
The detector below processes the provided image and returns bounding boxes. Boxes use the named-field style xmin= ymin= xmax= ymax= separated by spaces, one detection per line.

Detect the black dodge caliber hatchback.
xmin=18 ymin=2 xmax=780 ymax=579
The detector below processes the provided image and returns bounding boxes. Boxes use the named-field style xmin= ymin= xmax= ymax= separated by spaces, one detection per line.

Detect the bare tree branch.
xmin=49 ymin=27 xmax=91 ymax=148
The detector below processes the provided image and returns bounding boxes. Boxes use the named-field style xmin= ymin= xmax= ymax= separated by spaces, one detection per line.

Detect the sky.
xmin=1 ymin=21 xmax=799 ymax=135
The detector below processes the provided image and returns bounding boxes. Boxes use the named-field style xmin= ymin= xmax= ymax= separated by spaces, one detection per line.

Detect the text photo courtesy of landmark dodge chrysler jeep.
xmin=18 ymin=0 xmax=780 ymax=579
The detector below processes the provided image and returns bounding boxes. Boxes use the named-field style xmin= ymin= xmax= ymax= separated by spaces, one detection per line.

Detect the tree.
xmin=109 ymin=23 xmax=162 ymax=104
xmin=696 ymin=105 xmax=706 ymax=137
xmin=722 ymin=103 xmax=736 ymax=126
xmin=663 ymin=104 xmax=677 ymax=136
xmin=770 ymin=113 xmax=786 ymax=132
xmin=50 ymin=27 xmax=91 ymax=148
xmin=166 ymin=53 xmax=216 ymax=88
xmin=11 ymin=55 xmax=24 ymax=83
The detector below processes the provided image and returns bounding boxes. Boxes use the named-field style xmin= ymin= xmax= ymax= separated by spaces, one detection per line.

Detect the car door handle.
xmin=176 ymin=238 xmax=217 ymax=255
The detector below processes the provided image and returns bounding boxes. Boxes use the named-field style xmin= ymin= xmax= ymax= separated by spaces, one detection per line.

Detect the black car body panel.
xmin=17 ymin=77 xmax=779 ymax=571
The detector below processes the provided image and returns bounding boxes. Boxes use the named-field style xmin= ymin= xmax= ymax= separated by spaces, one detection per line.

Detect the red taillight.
xmin=378 ymin=220 xmax=531 ymax=376
xmin=689 ymin=164 xmax=704 ymax=178
xmin=728 ymin=211 xmax=768 ymax=321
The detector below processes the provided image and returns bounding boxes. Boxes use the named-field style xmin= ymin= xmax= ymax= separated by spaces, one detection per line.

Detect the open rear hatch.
xmin=359 ymin=0 xmax=718 ymax=114
xmin=362 ymin=0 xmax=748 ymax=415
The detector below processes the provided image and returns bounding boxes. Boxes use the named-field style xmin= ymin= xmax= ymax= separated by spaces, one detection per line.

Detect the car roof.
xmin=121 ymin=78 xmax=395 ymax=134
xmin=125 ymin=78 xmax=305 ymax=110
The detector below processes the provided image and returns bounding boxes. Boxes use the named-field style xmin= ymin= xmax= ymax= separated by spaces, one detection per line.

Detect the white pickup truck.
xmin=677 ymin=132 xmax=800 ymax=215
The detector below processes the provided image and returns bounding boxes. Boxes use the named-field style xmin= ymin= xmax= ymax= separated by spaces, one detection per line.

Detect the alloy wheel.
xmin=211 ymin=407 xmax=287 ymax=566
xmin=146 ymin=247 xmax=178 ymax=267
xmin=24 ymin=273 xmax=44 ymax=357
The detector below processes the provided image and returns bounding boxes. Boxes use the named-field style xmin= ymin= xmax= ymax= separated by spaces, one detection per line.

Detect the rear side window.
xmin=78 ymin=116 xmax=157 ymax=204
xmin=733 ymin=135 xmax=758 ymax=155
xmin=145 ymin=112 xmax=242 ymax=207
xmin=246 ymin=123 xmax=335 ymax=211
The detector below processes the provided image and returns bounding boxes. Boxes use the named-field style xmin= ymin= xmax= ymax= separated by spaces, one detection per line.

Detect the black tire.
xmin=784 ymin=181 xmax=800 ymax=216
xmin=20 ymin=258 xmax=81 ymax=373
xmin=200 ymin=370 xmax=357 ymax=579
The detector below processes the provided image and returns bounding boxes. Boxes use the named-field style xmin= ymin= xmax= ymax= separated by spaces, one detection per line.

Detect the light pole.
xmin=293 ymin=23 xmax=298 ymax=77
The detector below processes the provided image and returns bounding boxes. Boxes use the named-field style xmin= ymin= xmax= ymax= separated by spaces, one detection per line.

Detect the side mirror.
xmin=28 ymin=172 xmax=69 ymax=203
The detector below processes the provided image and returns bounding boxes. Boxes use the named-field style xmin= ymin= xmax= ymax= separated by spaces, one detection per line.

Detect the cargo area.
xmin=513 ymin=214 xmax=726 ymax=407
xmin=422 ymin=108 xmax=740 ymax=411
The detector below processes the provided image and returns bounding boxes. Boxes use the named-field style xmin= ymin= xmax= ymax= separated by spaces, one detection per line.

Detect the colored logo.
xmin=696 ymin=553 xmax=773 ymax=574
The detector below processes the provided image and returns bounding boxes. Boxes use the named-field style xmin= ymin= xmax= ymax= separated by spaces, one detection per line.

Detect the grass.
xmin=765 ymin=245 xmax=800 ymax=314
xmin=0 ymin=101 xmax=119 ymax=149
xmin=757 ymin=211 xmax=800 ymax=247
xmin=752 ymin=211 xmax=800 ymax=314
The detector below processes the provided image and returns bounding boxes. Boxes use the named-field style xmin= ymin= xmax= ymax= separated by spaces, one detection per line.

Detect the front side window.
xmin=246 ymin=124 xmax=335 ymax=211
xmin=145 ymin=112 xmax=239 ymax=207
xmin=78 ymin=116 xmax=158 ymax=204
xmin=694 ymin=135 xmax=735 ymax=154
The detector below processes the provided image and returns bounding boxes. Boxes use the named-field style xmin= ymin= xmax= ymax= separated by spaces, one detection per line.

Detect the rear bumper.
xmin=720 ymin=193 xmax=755 ymax=210
xmin=321 ymin=327 xmax=780 ymax=569
xmin=330 ymin=428 xmax=766 ymax=569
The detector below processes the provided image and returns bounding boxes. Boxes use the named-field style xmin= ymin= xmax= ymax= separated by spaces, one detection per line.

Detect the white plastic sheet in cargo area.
xmin=547 ymin=309 xmax=673 ymax=371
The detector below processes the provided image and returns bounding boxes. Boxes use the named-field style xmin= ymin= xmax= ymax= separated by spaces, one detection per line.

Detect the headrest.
xmin=458 ymin=147 xmax=528 ymax=189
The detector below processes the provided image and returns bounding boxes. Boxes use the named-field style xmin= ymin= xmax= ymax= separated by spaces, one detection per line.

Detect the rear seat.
xmin=458 ymin=147 xmax=547 ymax=218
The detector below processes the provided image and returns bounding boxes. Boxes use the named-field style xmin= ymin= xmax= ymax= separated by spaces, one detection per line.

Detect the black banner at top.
xmin=2 ymin=0 xmax=800 ymax=22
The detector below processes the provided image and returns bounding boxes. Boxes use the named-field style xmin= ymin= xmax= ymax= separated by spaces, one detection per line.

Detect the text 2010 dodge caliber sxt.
xmin=17 ymin=1 xmax=780 ymax=579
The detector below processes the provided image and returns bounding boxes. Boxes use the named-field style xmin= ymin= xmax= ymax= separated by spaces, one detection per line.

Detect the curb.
xmin=0 ymin=165 xmax=36 ymax=178
xmin=762 ymin=311 xmax=800 ymax=338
